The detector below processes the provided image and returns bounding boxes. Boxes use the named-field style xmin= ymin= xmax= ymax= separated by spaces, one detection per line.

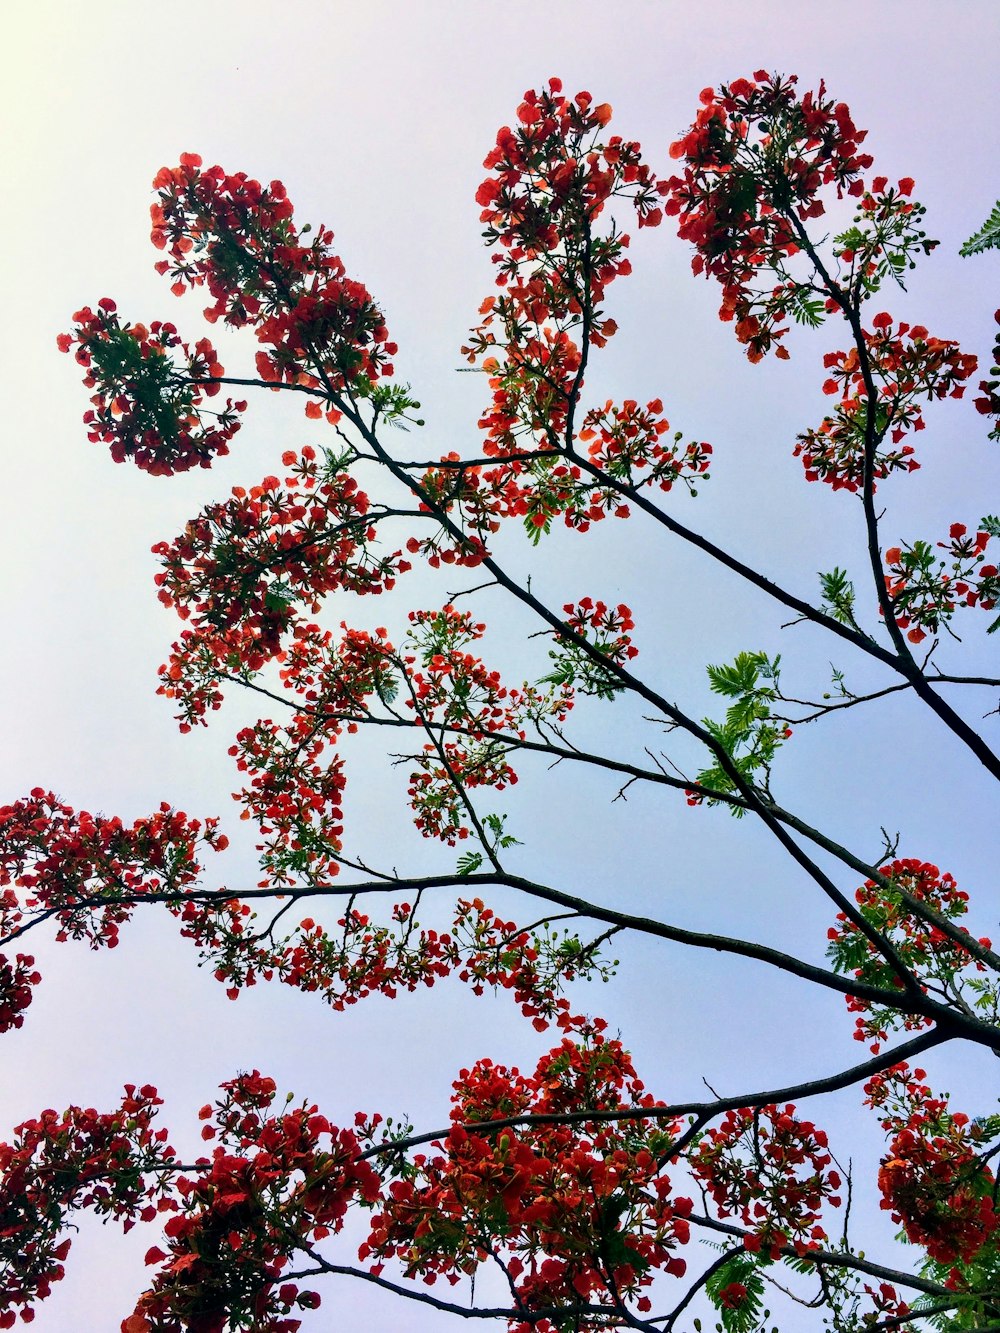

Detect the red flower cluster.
xmin=229 ymin=715 xmax=346 ymax=888
xmin=126 ymin=1072 xmax=379 ymax=1333
xmin=152 ymin=152 xmax=394 ymax=399
xmin=155 ymin=446 xmax=407 ymax=626
xmin=865 ymin=1064 xmax=999 ymax=1268
xmin=0 ymin=1086 xmax=176 ymax=1326
xmin=169 ymin=892 xmax=613 ymax=1034
xmin=539 ymin=599 xmax=638 ymax=702
xmin=475 ymin=76 xmax=665 ymax=260
xmin=834 ymin=176 xmax=937 ymax=309
xmin=828 ymin=860 xmax=992 ymax=1052
xmin=400 ymin=605 xmax=573 ymax=842
xmin=57 ymin=300 xmax=246 ymax=475
xmin=0 ymin=790 xmax=227 ymax=1028
xmin=150 ymin=155 xmax=395 ymax=399
xmin=666 ymin=72 xmax=873 ymax=361
xmin=579 ymin=398 xmax=711 ymax=501
xmin=154 ymin=448 xmax=410 ymax=731
xmin=883 ymin=523 xmax=998 ymax=643
xmin=795 ymin=315 xmax=976 ymax=491
xmin=456 ymin=81 xmax=681 ymax=546
xmin=362 ymin=1016 xmax=690 ymax=1330
xmin=691 ymin=1104 xmax=841 ymax=1257
xmin=0 ymin=950 xmax=39 ymax=1035
xmin=561 ymin=599 xmax=637 ymax=663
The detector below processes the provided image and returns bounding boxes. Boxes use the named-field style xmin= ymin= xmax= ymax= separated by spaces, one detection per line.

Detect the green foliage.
xmin=456 ymin=849 xmax=484 ymax=876
xmin=834 ymin=191 xmax=937 ymax=300
xmin=540 ymin=638 xmax=626 ymax=701
xmin=456 ymin=812 xmax=521 ymax=875
xmin=695 ymin=652 xmax=787 ymax=813
xmin=912 ymin=1242 xmax=1000 ymax=1329
xmin=818 ymin=567 xmax=858 ymax=628
xmin=787 ymin=289 xmax=826 ymax=328
xmin=597 ymin=1195 xmax=652 ymax=1275
xmin=368 ymin=380 xmax=424 ymax=428
xmin=319 ymin=443 xmax=360 ymax=479
xmin=960 ymin=201 xmax=1000 ymax=257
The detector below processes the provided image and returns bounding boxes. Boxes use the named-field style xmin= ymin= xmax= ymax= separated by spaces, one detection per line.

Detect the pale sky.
xmin=3 ymin=2 xmax=1000 ymax=1328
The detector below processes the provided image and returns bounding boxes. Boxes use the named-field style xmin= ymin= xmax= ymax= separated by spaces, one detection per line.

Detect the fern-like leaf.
xmin=960 ymin=200 xmax=1000 ymax=257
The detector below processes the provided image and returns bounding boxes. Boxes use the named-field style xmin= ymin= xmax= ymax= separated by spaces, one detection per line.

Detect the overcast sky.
xmin=3 ymin=3 xmax=1000 ymax=1328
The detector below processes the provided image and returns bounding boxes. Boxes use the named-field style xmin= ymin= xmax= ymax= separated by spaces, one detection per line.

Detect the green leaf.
xmin=788 ymin=289 xmax=825 ymax=328
xmin=960 ymin=200 xmax=1000 ymax=257
xmin=819 ymin=567 xmax=857 ymax=626
xmin=456 ymin=850 xmax=484 ymax=876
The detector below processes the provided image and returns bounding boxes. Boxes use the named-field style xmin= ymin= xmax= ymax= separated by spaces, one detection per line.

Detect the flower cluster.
xmin=827 ymin=860 xmax=995 ymax=1052
xmin=362 ymin=1016 xmax=691 ymax=1330
xmin=666 ymin=72 xmax=873 ymax=361
xmin=864 ymin=1064 xmax=1000 ymax=1268
xmin=0 ymin=1086 xmax=176 ymax=1326
xmin=166 ymin=892 xmax=614 ymax=1034
xmin=0 ymin=790 xmax=227 ymax=1028
xmin=155 ymin=447 xmax=407 ymax=629
xmin=454 ymin=80 xmax=683 ymax=547
xmin=883 ymin=522 xmax=999 ymax=642
xmin=541 ymin=599 xmax=637 ymax=700
xmin=154 ymin=448 xmax=409 ymax=731
xmin=229 ymin=715 xmax=346 ymax=888
xmin=834 ymin=176 xmax=938 ymax=309
xmin=578 ymin=399 xmax=711 ymax=499
xmin=0 ymin=938 xmax=39 ymax=1029
xmin=57 ymin=300 xmax=246 ymax=475
xmin=126 ymin=1072 xmax=380 ymax=1333
xmin=400 ymin=605 xmax=572 ymax=843
xmin=150 ymin=154 xmax=395 ymax=400
xmin=691 ymin=1104 xmax=842 ymax=1257
xmin=794 ymin=315 xmax=976 ymax=491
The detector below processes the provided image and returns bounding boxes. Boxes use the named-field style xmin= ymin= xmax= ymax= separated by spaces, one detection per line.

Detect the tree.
xmin=3 ymin=69 xmax=1000 ymax=1331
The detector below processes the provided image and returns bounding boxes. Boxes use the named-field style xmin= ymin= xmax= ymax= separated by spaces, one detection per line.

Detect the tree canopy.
xmin=3 ymin=67 xmax=1000 ymax=1333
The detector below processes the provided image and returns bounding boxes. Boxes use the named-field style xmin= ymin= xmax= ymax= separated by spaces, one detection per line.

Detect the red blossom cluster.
xmin=827 ymin=859 xmax=993 ymax=1052
xmin=0 ymin=790 xmax=227 ymax=1029
xmin=57 ymin=300 xmax=246 ymax=475
xmin=691 ymin=1104 xmax=841 ymax=1257
xmin=0 ymin=1086 xmax=176 ymax=1326
xmin=834 ymin=175 xmax=937 ymax=310
xmin=166 ymin=891 xmax=612 ymax=1033
xmin=126 ymin=1072 xmax=380 ymax=1333
xmin=0 ymin=950 xmax=39 ymax=1036
xmin=399 ymin=605 xmax=572 ymax=842
xmin=154 ymin=448 xmax=409 ymax=731
xmin=865 ymin=1065 xmax=1000 ymax=1268
xmin=578 ymin=398 xmax=711 ymax=500
xmin=229 ymin=715 xmax=346 ymax=887
xmin=150 ymin=154 xmax=395 ymax=401
xmin=794 ymin=314 xmax=976 ymax=491
xmin=453 ymin=80 xmax=686 ymax=546
xmin=883 ymin=523 xmax=999 ymax=643
xmin=362 ymin=1015 xmax=690 ymax=1330
xmin=560 ymin=599 xmax=636 ymax=661
xmin=539 ymin=599 xmax=638 ymax=702
xmin=666 ymin=72 xmax=873 ymax=361
xmin=154 ymin=446 xmax=408 ymax=628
